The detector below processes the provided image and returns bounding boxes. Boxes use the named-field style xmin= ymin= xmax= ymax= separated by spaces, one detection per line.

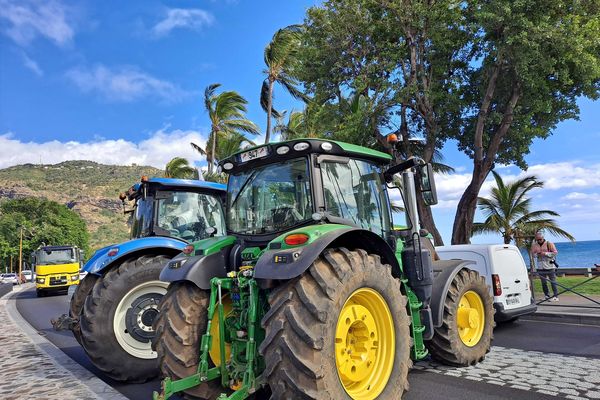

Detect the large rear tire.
xmin=79 ymin=254 xmax=170 ymax=382
xmin=152 ymin=281 xmax=222 ymax=400
xmin=69 ymin=274 xmax=100 ymax=345
xmin=259 ymin=248 xmax=411 ymax=400
xmin=427 ymin=269 xmax=494 ymax=366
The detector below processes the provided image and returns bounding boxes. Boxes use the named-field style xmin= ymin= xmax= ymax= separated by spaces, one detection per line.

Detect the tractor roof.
xmin=145 ymin=178 xmax=225 ymax=192
xmin=220 ymin=138 xmax=392 ymax=173
xmin=126 ymin=178 xmax=225 ymax=201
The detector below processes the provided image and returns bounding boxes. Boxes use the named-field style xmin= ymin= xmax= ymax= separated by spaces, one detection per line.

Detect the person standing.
xmin=531 ymin=231 xmax=559 ymax=301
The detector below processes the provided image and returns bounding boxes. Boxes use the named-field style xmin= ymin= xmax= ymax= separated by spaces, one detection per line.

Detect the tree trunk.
xmin=209 ymin=130 xmax=217 ymax=175
xmin=451 ymin=165 xmax=489 ymax=244
xmin=416 ymin=196 xmax=444 ymax=246
xmin=265 ymin=79 xmax=274 ymax=144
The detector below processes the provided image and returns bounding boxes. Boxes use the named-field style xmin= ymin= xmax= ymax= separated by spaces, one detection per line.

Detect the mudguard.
xmin=158 ymin=236 xmax=236 ymax=289
xmin=430 ymin=259 xmax=476 ymax=328
xmin=254 ymin=226 xmax=399 ymax=282
xmin=83 ymin=236 xmax=187 ymax=274
xmin=159 ymin=251 xmax=229 ymax=290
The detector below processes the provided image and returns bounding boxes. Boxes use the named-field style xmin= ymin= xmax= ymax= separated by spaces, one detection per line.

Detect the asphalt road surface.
xmin=15 ymin=287 xmax=600 ymax=400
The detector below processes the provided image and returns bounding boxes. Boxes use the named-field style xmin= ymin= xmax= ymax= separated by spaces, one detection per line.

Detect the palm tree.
xmin=164 ymin=157 xmax=198 ymax=179
xmin=472 ymin=171 xmax=575 ymax=245
xmin=204 ymin=84 xmax=259 ymax=174
xmin=261 ymin=25 xmax=307 ymax=144
xmin=190 ymin=132 xmax=255 ymax=172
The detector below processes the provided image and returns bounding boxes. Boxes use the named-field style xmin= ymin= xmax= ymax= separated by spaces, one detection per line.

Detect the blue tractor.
xmin=69 ymin=177 xmax=226 ymax=383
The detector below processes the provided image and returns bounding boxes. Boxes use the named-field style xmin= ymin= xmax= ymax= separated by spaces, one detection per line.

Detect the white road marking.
xmin=414 ymin=346 xmax=600 ymax=399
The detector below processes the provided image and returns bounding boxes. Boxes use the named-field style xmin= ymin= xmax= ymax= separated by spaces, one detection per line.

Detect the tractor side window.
xmin=321 ymin=159 xmax=390 ymax=236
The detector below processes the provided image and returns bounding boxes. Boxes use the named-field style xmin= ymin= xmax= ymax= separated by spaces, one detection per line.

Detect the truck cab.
xmin=32 ymin=245 xmax=82 ymax=297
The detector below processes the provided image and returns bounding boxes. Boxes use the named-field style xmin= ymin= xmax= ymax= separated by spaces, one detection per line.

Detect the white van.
xmin=435 ymin=244 xmax=537 ymax=322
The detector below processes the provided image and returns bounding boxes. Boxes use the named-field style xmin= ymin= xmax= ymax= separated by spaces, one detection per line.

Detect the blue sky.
xmin=1 ymin=0 xmax=599 ymax=245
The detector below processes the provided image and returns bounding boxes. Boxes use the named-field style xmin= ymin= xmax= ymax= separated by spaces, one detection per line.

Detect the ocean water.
xmin=521 ymin=240 xmax=600 ymax=268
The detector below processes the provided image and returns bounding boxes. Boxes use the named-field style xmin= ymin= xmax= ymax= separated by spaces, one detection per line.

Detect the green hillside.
xmin=0 ymin=160 xmax=164 ymax=252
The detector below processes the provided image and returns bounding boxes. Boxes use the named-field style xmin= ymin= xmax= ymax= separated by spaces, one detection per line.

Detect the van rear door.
xmin=491 ymin=246 xmax=532 ymax=309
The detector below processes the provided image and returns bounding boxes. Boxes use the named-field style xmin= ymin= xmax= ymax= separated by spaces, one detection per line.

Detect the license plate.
xmin=240 ymin=146 xmax=269 ymax=162
xmin=506 ymin=296 xmax=520 ymax=306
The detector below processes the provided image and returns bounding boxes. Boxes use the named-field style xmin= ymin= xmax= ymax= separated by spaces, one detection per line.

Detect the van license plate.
xmin=506 ymin=296 xmax=520 ymax=305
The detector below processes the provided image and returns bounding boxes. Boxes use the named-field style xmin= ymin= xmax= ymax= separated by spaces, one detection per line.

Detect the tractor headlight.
xmin=293 ymin=142 xmax=310 ymax=151
xmin=37 ymin=277 xmax=45 ymax=284
xmin=71 ymin=275 xmax=79 ymax=281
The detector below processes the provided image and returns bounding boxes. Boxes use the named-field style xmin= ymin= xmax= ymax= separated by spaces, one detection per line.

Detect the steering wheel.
xmin=271 ymin=205 xmax=302 ymax=228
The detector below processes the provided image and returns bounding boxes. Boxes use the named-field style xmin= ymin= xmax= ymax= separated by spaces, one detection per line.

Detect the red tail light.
xmin=284 ymin=233 xmax=309 ymax=246
xmin=183 ymin=245 xmax=195 ymax=255
xmin=492 ymin=274 xmax=502 ymax=296
xmin=107 ymin=248 xmax=119 ymax=257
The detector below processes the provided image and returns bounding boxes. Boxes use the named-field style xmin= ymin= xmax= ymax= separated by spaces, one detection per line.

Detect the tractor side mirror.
xmin=417 ymin=163 xmax=438 ymax=206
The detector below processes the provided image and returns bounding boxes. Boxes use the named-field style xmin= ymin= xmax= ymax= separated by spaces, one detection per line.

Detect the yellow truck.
xmin=32 ymin=245 xmax=82 ymax=297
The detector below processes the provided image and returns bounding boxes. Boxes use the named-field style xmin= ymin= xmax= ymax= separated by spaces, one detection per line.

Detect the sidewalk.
xmin=522 ymin=293 xmax=600 ymax=326
xmin=0 ymin=283 xmax=127 ymax=400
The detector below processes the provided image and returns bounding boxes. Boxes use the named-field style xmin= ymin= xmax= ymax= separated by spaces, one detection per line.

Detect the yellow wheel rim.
xmin=457 ymin=290 xmax=485 ymax=347
xmin=335 ymin=288 xmax=395 ymax=400
xmin=208 ymin=295 xmax=232 ymax=367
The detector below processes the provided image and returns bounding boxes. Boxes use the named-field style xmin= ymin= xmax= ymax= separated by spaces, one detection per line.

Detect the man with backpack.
xmin=531 ymin=231 xmax=560 ymax=301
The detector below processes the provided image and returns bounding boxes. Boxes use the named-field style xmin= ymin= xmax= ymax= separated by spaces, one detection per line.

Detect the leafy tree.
xmin=0 ymin=198 xmax=90 ymax=267
xmin=296 ymin=0 xmax=600 ymax=245
xmin=472 ymin=171 xmax=575 ymax=245
xmin=450 ymin=0 xmax=600 ymax=244
xmin=164 ymin=157 xmax=198 ymax=179
xmin=261 ymin=25 xmax=307 ymax=143
xmin=204 ymin=84 xmax=259 ymax=174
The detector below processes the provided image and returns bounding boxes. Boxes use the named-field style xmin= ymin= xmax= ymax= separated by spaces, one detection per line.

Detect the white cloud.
xmin=525 ymin=162 xmax=600 ymax=190
xmin=431 ymin=161 xmax=600 ymax=210
xmin=0 ymin=0 xmax=74 ymax=47
xmin=65 ymin=65 xmax=191 ymax=103
xmin=152 ymin=8 xmax=214 ymax=37
xmin=0 ymin=129 xmax=209 ymax=169
xmin=22 ymin=52 xmax=43 ymax=76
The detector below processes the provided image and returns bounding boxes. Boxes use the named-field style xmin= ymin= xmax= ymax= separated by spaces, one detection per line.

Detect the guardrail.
xmin=556 ymin=267 xmax=597 ymax=278
xmin=533 ymin=267 xmax=600 ymax=309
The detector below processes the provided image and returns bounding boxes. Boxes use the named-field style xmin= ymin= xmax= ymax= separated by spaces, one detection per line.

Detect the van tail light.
xmin=492 ymin=274 xmax=502 ymax=296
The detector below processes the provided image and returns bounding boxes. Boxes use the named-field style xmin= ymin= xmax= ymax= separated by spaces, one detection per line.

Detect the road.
xmin=15 ymin=287 xmax=600 ymax=400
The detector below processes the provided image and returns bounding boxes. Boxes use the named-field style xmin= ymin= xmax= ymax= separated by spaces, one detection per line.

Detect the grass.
xmin=531 ymin=275 xmax=600 ymax=296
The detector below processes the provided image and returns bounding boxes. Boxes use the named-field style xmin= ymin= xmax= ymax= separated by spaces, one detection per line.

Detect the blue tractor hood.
xmin=83 ymin=236 xmax=188 ymax=274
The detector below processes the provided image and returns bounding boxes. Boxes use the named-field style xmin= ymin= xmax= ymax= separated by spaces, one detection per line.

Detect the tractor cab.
xmin=123 ymin=177 xmax=226 ymax=243
xmin=223 ymin=139 xmax=405 ymax=247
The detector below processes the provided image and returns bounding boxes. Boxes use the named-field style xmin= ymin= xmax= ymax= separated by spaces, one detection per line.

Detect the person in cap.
xmin=530 ymin=231 xmax=559 ymax=301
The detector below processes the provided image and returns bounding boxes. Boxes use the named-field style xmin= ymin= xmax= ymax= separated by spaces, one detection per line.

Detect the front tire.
xmin=152 ymin=282 xmax=222 ymax=399
xmin=69 ymin=274 xmax=100 ymax=345
xmin=259 ymin=248 xmax=411 ymax=400
xmin=427 ymin=269 xmax=494 ymax=366
xmin=79 ymin=254 xmax=170 ymax=382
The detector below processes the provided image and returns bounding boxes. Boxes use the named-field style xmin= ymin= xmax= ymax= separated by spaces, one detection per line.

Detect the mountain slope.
xmin=0 ymin=161 xmax=163 ymax=252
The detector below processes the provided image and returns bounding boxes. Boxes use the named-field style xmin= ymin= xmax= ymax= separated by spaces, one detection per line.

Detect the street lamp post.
xmin=19 ymin=226 xmax=23 ymax=282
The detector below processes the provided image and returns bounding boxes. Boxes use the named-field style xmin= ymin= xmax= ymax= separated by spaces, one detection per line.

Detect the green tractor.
xmin=153 ymin=138 xmax=494 ymax=400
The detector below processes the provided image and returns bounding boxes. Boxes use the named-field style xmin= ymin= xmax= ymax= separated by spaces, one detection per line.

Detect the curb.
xmin=521 ymin=310 xmax=600 ymax=326
xmin=2 ymin=285 xmax=128 ymax=400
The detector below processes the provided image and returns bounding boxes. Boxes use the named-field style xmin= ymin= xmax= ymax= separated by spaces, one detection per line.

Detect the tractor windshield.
xmin=155 ymin=191 xmax=226 ymax=241
xmin=130 ymin=191 xmax=226 ymax=241
xmin=228 ymin=158 xmax=313 ymax=235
